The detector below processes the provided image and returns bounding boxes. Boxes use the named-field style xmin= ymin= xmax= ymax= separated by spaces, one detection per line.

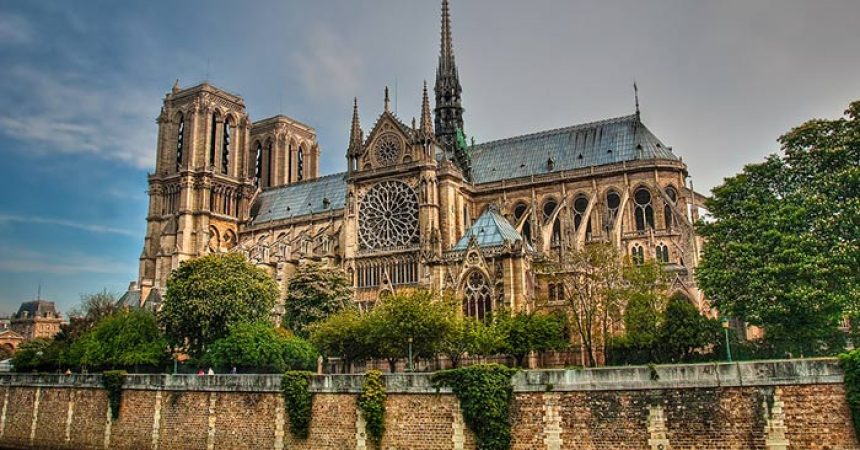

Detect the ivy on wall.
xmin=432 ymin=364 xmax=517 ymax=450
xmin=839 ymin=350 xmax=860 ymax=439
xmin=282 ymin=371 xmax=314 ymax=439
xmin=358 ymin=370 xmax=386 ymax=444
xmin=102 ymin=370 xmax=127 ymax=420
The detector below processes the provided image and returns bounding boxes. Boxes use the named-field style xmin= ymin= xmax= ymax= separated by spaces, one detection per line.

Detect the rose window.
xmin=373 ymin=133 xmax=402 ymax=166
xmin=359 ymin=180 xmax=419 ymax=250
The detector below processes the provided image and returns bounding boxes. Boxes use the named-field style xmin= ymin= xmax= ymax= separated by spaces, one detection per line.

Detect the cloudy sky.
xmin=0 ymin=0 xmax=858 ymax=314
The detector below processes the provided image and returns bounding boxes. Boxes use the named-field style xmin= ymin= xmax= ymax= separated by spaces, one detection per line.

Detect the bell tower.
xmin=138 ymin=82 xmax=255 ymax=303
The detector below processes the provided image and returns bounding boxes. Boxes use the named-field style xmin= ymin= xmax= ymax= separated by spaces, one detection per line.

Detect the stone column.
xmin=764 ymin=389 xmax=789 ymax=450
xmin=647 ymin=405 xmax=671 ymax=450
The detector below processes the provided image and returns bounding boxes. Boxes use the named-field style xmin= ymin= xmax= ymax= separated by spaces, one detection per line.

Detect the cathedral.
xmin=132 ymin=0 xmax=708 ymax=323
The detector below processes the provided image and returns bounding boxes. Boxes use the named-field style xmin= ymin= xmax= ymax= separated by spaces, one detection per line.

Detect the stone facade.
xmin=9 ymin=300 xmax=62 ymax=341
xmin=134 ymin=1 xmax=709 ymax=333
xmin=0 ymin=359 xmax=855 ymax=450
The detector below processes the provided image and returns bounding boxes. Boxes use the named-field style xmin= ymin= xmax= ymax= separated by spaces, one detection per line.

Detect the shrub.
xmin=282 ymin=371 xmax=314 ymax=439
xmin=839 ymin=349 xmax=860 ymax=440
xmin=358 ymin=370 xmax=386 ymax=444
xmin=102 ymin=370 xmax=127 ymax=420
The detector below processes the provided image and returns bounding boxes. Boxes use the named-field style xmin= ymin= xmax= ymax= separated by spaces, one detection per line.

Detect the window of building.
xmin=634 ymin=187 xmax=655 ymax=232
xmin=266 ymin=140 xmax=274 ymax=187
xmin=209 ymin=114 xmax=217 ymax=168
xmin=254 ymin=142 xmax=263 ymax=187
xmin=543 ymin=199 xmax=561 ymax=246
xmin=514 ymin=202 xmax=532 ymax=245
xmin=606 ymin=190 xmax=621 ymax=230
xmin=297 ymin=147 xmax=304 ymax=181
xmin=656 ymin=243 xmax=670 ymax=263
xmin=573 ymin=195 xmax=592 ymax=237
xmin=664 ymin=186 xmax=677 ymax=230
xmin=463 ymin=270 xmax=492 ymax=320
xmin=221 ymin=118 xmax=231 ymax=174
xmin=631 ymin=244 xmax=645 ymax=265
xmin=176 ymin=113 xmax=185 ymax=172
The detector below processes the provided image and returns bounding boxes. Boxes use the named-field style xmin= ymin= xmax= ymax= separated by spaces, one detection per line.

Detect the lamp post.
xmin=407 ymin=336 xmax=414 ymax=372
xmin=721 ymin=318 xmax=733 ymax=363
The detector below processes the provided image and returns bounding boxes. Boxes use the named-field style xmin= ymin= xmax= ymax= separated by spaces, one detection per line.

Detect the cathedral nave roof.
xmin=250 ymin=172 xmax=347 ymax=224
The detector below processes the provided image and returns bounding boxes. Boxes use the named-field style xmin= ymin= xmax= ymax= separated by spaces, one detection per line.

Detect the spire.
xmin=171 ymin=79 xmax=181 ymax=94
xmin=434 ymin=0 xmax=468 ymax=178
xmin=440 ymin=0 xmax=454 ymax=72
xmin=348 ymin=97 xmax=363 ymax=154
xmin=384 ymin=86 xmax=391 ymax=113
xmin=420 ymin=81 xmax=433 ymax=136
xmin=634 ymin=81 xmax=641 ymax=119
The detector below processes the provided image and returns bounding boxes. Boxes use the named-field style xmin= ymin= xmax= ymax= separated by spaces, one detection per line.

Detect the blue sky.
xmin=1 ymin=0 xmax=859 ymax=315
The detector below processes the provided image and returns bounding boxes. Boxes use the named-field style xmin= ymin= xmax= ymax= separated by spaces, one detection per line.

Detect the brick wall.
xmin=0 ymin=359 xmax=855 ymax=450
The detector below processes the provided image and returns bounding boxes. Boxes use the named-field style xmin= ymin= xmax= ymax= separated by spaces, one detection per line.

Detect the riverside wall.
xmin=0 ymin=358 xmax=855 ymax=450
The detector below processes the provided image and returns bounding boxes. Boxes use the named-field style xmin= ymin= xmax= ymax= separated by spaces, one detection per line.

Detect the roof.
xmin=116 ymin=290 xmax=141 ymax=310
xmin=453 ymin=207 xmax=527 ymax=251
xmin=15 ymin=300 xmax=60 ymax=319
xmin=468 ymin=114 xmax=679 ymax=184
xmin=250 ymin=172 xmax=348 ymax=224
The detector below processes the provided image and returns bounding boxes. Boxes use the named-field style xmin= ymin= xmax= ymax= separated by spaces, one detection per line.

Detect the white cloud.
xmin=0 ymin=13 xmax=33 ymax=45
xmin=292 ymin=25 xmax=363 ymax=102
xmin=0 ymin=213 xmax=138 ymax=237
xmin=0 ymin=66 xmax=157 ymax=168
xmin=0 ymin=245 xmax=131 ymax=276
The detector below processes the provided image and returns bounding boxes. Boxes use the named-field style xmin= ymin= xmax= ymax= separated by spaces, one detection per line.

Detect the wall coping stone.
xmin=0 ymin=358 xmax=842 ymax=394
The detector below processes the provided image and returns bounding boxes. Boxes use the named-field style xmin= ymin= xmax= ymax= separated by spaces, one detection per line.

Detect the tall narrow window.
xmin=297 ymin=147 xmax=304 ymax=181
xmin=208 ymin=114 xmax=217 ymax=168
xmin=254 ymin=142 xmax=263 ymax=187
xmin=631 ymin=244 xmax=645 ymax=265
xmin=287 ymin=144 xmax=292 ymax=184
xmin=221 ymin=118 xmax=231 ymax=174
xmin=573 ymin=195 xmax=593 ymax=238
xmin=514 ymin=203 xmax=531 ymax=245
xmin=606 ymin=190 xmax=621 ymax=230
xmin=664 ymin=186 xmax=677 ymax=230
xmin=463 ymin=270 xmax=492 ymax=320
xmin=175 ymin=113 xmax=185 ymax=172
xmin=656 ymin=243 xmax=670 ymax=263
xmin=543 ymin=199 xmax=561 ymax=247
xmin=266 ymin=140 xmax=274 ymax=187
xmin=634 ymin=188 xmax=654 ymax=232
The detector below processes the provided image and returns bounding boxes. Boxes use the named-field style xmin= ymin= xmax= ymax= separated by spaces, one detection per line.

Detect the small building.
xmin=10 ymin=300 xmax=63 ymax=340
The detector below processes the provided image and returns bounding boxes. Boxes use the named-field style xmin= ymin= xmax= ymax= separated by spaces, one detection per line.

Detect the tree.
xmin=438 ymin=314 xmax=482 ymax=368
xmin=697 ymin=100 xmax=860 ymax=355
xmin=12 ymin=339 xmax=53 ymax=372
xmin=283 ymin=263 xmax=354 ymax=337
xmin=309 ymin=309 xmax=369 ymax=373
xmin=159 ymin=253 xmax=279 ymax=357
xmin=68 ymin=310 xmax=168 ymax=370
xmin=658 ymin=294 xmax=721 ymax=363
xmin=204 ymin=322 xmax=317 ymax=373
xmin=494 ymin=309 xmax=567 ymax=367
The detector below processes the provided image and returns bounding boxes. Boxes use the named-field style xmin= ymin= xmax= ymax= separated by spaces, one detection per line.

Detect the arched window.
xmin=631 ymin=244 xmax=645 ymax=265
xmin=254 ymin=142 xmax=263 ymax=187
xmin=543 ymin=199 xmax=561 ymax=246
xmin=175 ymin=113 xmax=185 ymax=172
xmin=266 ymin=140 xmax=274 ymax=187
xmin=664 ymin=186 xmax=677 ymax=230
xmin=221 ymin=117 xmax=232 ymax=174
xmin=634 ymin=187 xmax=655 ymax=232
xmin=297 ymin=147 xmax=304 ymax=181
xmin=573 ymin=195 xmax=592 ymax=237
xmin=514 ymin=203 xmax=532 ymax=245
xmin=208 ymin=113 xmax=217 ymax=168
xmin=656 ymin=243 xmax=670 ymax=263
xmin=287 ymin=144 xmax=293 ymax=184
xmin=606 ymin=190 xmax=621 ymax=230
xmin=463 ymin=271 xmax=492 ymax=320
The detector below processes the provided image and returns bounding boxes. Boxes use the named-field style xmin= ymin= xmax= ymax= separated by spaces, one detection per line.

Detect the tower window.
xmin=297 ymin=147 xmax=304 ymax=181
xmin=664 ymin=186 xmax=678 ymax=230
xmin=267 ymin=140 xmax=274 ymax=187
xmin=208 ymin=113 xmax=217 ymax=168
xmin=221 ymin=118 xmax=231 ymax=174
xmin=176 ymin=113 xmax=185 ymax=172
xmin=634 ymin=187 xmax=654 ymax=232
xmin=254 ymin=142 xmax=263 ymax=188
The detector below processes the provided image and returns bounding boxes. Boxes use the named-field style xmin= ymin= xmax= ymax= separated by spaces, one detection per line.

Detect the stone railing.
xmin=0 ymin=358 xmax=842 ymax=394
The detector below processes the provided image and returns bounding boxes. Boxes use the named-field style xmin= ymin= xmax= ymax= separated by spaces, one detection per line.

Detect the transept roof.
xmin=452 ymin=207 xmax=526 ymax=251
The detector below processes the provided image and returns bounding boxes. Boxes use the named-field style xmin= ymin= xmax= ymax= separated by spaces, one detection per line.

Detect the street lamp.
xmin=721 ymin=318 xmax=733 ymax=363
xmin=407 ymin=336 xmax=414 ymax=372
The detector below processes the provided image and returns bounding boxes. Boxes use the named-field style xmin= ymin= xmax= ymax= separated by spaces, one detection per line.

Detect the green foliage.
xmin=309 ymin=309 xmax=369 ymax=372
xmin=204 ymin=322 xmax=317 ymax=373
xmin=12 ymin=339 xmax=54 ymax=372
xmin=102 ymin=370 xmax=127 ymax=420
xmin=433 ymin=364 xmax=517 ymax=450
xmin=68 ymin=310 xmax=168 ymax=370
xmin=840 ymin=350 xmax=860 ymax=440
xmin=697 ymin=100 xmax=860 ymax=355
xmin=659 ymin=295 xmax=721 ymax=363
xmin=494 ymin=309 xmax=567 ymax=367
xmin=159 ymin=253 xmax=279 ymax=357
xmin=283 ymin=263 xmax=354 ymax=338
xmin=358 ymin=370 xmax=386 ymax=444
xmin=282 ymin=371 xmax=314 ymax=439
xmin=438 ymin=314 xmax=491 ymax=368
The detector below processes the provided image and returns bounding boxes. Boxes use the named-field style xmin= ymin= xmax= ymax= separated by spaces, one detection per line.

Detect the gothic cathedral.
xmin=134 ymin=0 xmax=708 ymax=324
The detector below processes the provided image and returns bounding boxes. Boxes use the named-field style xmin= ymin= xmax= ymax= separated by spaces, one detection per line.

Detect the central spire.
xmin=434 ymin=0 xmax=470 ymax=179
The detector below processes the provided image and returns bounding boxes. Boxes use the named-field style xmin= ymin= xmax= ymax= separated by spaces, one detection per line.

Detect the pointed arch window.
xmin=664 ymin=186 xmax=678 ymax=230
xmin=514 ymin=203 xmax=532 ymax=245
xmin=606 ymin=190 xmax=621 ymax=230
xmin=463 ymin=270 xmax=492 ymax=320
xmin=175 ymin=113 xmax=185 ymax=172
xmin=208 ymin=114 xmax=217 ymax=168
xmin=573 ymin=195 xmax=592 ymax=238
xmin=221 ymin=118 xmax=232 ymax=174
xmin=656 ymin=243 xmax=670 ymax=263
xmin=297 ymin=147 xmax=304 ymax=181
xmin=631 ymin=244 xmax=645 ymax=265
xmin=543 ymin=199 xmax=561 ymax=247
xmin=266 ymin=140 xmax=274 ymax=187
xmin=634 ymin=187 xmax=655 ymax=232
xmin=254 ymin=142 xmax=263 ymax=187
xmin=287 ymin=144 xmax=293 ymax=184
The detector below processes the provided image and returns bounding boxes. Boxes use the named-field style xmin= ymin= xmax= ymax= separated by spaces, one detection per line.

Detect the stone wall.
xmin=0 ymin=359 xmax=855 ymax=450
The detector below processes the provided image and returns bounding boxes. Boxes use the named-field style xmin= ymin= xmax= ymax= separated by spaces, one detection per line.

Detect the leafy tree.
xmin=68 ymin=310 xmax=168 ymax=370
xmin=658 ymin=294 xmax=721 ymax=363
xmin=363 ymin=290 xmax=452 ymax=372
xmin=12 ymin=339 xmax=54 ymax=372
xmin=283 ymin=263 xmax=354 ymax=337
xmin=438 ymin=314 xmax=482 ymax=368
xmin=159 ymin=253 xmax=279 ymax=357
xmin=494 ymin=309 xmax=567 ymax=367
xmin=203 ymin=322 xmax=317 ymax=373
xmin=309 ymin=309 xmax=369 ymax=373
xmin=697 ymin=100 xmax=860 ymax=355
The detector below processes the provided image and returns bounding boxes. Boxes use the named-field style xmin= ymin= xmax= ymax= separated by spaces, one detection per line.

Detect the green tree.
xmin=283 ymin=263 xmax=354 ymax=337
xmin=697 ymin=100 xmax=860 ymax=355
xmin=494 ymin=309 xmax=567 ymax=368
xmin=68 ymin=310 xmax=168 ymax=370
xmin=438 ymin=314 xmax=482 ymax=368
xmin=204 ymin=322 xmax=317 ymax=373
xmin=658 ymin=294 xmax=721 ymax=363
xmin=309 ymin=309 xmax=369 ymax=373
xmin=159 ymin=253 xmax=279 ymax=357
xmin=12 ymin=339 xmax=54 ymax=372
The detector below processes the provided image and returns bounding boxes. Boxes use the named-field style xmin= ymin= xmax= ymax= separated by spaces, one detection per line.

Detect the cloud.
xmin=0 ymin=245 xmax=131 ymax=276
xmin=0 ymin=66 xmax=157 ymax=168
xmin=0 ymin=13 xmax=33 ymax=44
xmin=292 ymin=25 xmax=363 ymax=102
xmin=0 ymin=213 xmax=138 ymax=238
